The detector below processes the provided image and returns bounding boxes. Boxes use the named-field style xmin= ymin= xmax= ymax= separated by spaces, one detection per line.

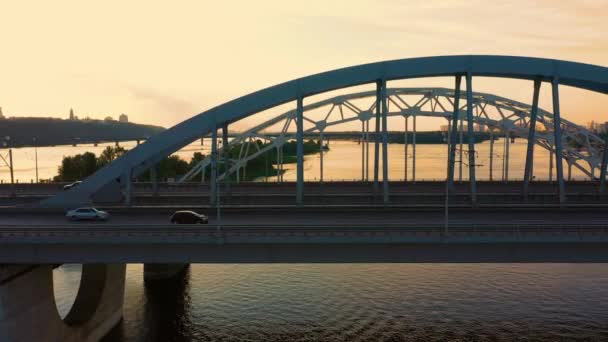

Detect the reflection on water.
xmin=0 ymin=138 xmax=590 ymax=183
xmin=52 ymin=264 xmax=608 ymax=341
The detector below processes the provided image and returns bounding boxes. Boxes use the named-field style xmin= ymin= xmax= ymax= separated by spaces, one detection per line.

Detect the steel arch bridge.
xmin=178 ymin=87 xmax=606 ymax=184
xmin=43 ymin=55 xmax=608 ymax=208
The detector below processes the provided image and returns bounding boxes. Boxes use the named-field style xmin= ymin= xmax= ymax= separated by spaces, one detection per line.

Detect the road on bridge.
xmin=1 ymin=209 xmax=607 ymax=226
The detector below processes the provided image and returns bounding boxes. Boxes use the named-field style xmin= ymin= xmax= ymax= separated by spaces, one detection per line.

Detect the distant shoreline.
xmin=0 ymin=117 xmax=165 ymax=148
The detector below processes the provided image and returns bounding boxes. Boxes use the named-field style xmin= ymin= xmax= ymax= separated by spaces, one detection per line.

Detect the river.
xmin=53 ymin=263 xmax=608 ymax=341
xmin=0 ymin=137 xmax=591 ymax=183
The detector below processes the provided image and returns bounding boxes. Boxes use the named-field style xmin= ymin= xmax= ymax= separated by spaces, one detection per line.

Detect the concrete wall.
xmin=0 ymin=264 xmax=126 ymax=342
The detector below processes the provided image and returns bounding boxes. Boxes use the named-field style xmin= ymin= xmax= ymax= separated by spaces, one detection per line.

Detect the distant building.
xmin=69 ymin=108 xmax=75 ymax=120
xmin=104 ymin=116 xmax=114 ymax=122
xmin=0 ymin=107 xmax=4 ymax=119
xmin=119 ymin=113 xmax=128 ymax=123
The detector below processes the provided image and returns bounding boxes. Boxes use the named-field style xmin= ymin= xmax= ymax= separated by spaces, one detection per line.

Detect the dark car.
xmin=63 ymin=181 xmax=82 ymax=191
xmin=170 ymin=210 xmax=208 ymax=224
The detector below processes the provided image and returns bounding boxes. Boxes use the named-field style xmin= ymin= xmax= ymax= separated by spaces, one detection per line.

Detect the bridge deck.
xmin=2 ymin=209 xmax=608 ymax=263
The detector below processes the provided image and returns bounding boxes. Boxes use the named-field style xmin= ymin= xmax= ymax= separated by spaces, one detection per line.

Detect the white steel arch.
xmin=44 ymin=55 xmax=608 ymax=207
xmin=179 ymin=87 xmax=604 ymax=183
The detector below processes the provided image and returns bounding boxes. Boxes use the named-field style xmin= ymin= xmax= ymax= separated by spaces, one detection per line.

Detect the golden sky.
xmin=1 ymin=0 xmax=608 ymax=131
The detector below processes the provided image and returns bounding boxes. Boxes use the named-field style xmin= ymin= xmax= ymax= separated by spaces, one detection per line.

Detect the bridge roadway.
xmin=2 ymin=208 xmax=608 ymax=263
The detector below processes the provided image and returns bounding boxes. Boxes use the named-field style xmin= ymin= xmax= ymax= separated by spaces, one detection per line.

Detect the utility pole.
xmin=33 ymin=137 xmax=38 ymax=183
xmin=9 ymin=149 xmax=15 ymax=197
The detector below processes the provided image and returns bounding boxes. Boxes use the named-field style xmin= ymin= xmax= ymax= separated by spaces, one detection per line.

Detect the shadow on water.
xmin=103 ymin=267 xmax=194 ymax=342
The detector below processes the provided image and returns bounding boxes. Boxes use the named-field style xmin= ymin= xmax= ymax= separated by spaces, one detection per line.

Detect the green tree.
xmin=55 ymin=152 xmax=97 ymax=181
xmin=97 ymin=146 xmax=126 ymax=168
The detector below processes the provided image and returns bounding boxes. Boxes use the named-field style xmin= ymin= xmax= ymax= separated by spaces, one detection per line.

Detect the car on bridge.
xmin=170 ymin=210 xmax=208 ymax=224
xmin=66 ymin=207 xmax=109 ymax=221
xmin=63 ymin=181 xmax=82 ymax=191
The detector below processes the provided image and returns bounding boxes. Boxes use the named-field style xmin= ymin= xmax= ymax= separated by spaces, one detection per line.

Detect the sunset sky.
xmin=1 ymin=0 xmax=608 ymax=131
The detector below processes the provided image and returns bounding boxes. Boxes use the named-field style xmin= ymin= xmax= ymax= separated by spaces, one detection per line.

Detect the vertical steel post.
xmin=465 ymin=73 xmax=477 ymax=205
xmin=365 ymin=120 xmax=370 ymax=182
xmin=413 ymin=115 xmax=417 ymax=183
xmin=459 ymin=118 xmax=464 ymax=182
xmin=320 ymin=131 xmax=324 ymax=183
xmin=296 ymin=96 xmax=304 ymax=205
xmin=360 ymin=124 xmax=364 ymax=181
xmin=222 ymin=124 xmax=230 ymax=195
xmin=567 ymin=162 xmax=572 ymax=181
xmin=448 ymin=75 xmax=462 ymax=189
xmin=505 ymin=130 xmax=510 ymax=182
xmin=502 ymin=131 xmax=507 ymax=182
xmin=489 ymin=130 xmax=494 ymax=181
xmin=210 ymin=127 xmax=218 ymax=206
xmin=551 ymin=79 xmax=566 ymax=204
xmin=380 ymin=79 xmax=389 ymax=204
xmin=549 ymin=142 xmax=554 ymax=182
xmin=404 ymin=116 xmax=409 ymax=182
xmin=373 ymin=82 xmax=381 ymax=191
xmin=523 ymin=79 xmax=541 ymax=198
xmin=34 ymin=138 xmax=38 ymax=183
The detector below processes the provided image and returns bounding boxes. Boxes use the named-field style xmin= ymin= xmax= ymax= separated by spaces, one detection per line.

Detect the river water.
xmin=24 ymin=139 xmax=606 ymax=341
xmin=0 ymin=138 xmax=591 ymax=183
xmin=53 ymin=263 xmax=608 ymax=341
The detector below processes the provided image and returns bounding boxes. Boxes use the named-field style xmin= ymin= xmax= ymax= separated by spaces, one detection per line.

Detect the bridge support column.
xmin=361 ymin=121 xmax=365 ymax=181
xmin=150 ymin=165 xmax=159 ymax=197
xmin=404 ymin=116 xmax=409 ymax=182
xmin=413 ymin=114 xmax=417 ymax=183
xmin=459 ymin=115 xmax=464 ymax=182
xmin=222 ymin=124 xmax=230 ymax=197
xmin=380 ymin=80 xmax=389 ymax=204
xmin=144 ymin=264 xmax=189 ymax=281
xmin=373 ymin=85 xmax=381 ymax=192
xmin=0 ymin=264 xmax=126 ymax=342
xmin=296 ymin=96 xmax=304 ymax=205
xmin=600 ymin=134 xmax=608 ymax=193
xmin=549 ymin=141 xmax=554 ymax=182
xmin=504 ymin=129 xmax=510 ymax=183
xmin=210 ymin=127 xmax=218 ymax=207
xmin=447 ymin=75 xmax=462 ymax=189
xmin=523 ymin=79 xmax=541 ymax=200
xmin=465 ymin=72 xmax=477 ymax=206
xmin=365 ymin=120 xmax=370 ymax=182
xmin=489 ymin=130 xmax=494 ymax=181
xmin=551 ymin=78 xmax=567 ymax=204
xmin=320 ymin=131 xmax=325 ymax=184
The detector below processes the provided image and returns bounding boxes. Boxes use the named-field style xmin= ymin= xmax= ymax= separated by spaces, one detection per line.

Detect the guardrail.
xmin=2 ymin=223 xmax=608 ymax=245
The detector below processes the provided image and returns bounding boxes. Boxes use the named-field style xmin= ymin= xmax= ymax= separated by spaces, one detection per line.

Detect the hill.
xmin=0 ymin=117 xmax=165 ymax=147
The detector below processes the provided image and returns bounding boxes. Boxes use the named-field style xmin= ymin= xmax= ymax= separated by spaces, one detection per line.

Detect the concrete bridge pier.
xmin=0 ymin=264 xmax=126 ymax=342
xmin=143 ymin=263 xmax=190 ymax=281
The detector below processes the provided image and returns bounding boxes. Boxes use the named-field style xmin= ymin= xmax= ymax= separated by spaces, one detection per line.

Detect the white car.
xmin=66 ymin=207 xmax=109 ymax=221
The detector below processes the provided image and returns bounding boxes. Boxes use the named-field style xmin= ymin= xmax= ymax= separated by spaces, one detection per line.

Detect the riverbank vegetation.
xmin=54 ymin=139 xmax=326 ymax=182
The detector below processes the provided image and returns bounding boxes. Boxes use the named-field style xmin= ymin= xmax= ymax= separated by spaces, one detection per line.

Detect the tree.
xmin=55 ymin=152 xmax=97 ymax=181
xmin=97 ymin=146 xmax=126 ymax=168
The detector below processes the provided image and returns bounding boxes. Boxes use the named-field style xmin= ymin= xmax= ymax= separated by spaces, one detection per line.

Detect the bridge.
xmin=3 ymin=55 xmax=608 ymax=341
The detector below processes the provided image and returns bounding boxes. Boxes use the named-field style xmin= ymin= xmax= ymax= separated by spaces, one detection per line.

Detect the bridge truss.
xmin=180 ymin=87 xmax=606 ymax=185
xmin=43 ymin=56 xmax=608 ymax=208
